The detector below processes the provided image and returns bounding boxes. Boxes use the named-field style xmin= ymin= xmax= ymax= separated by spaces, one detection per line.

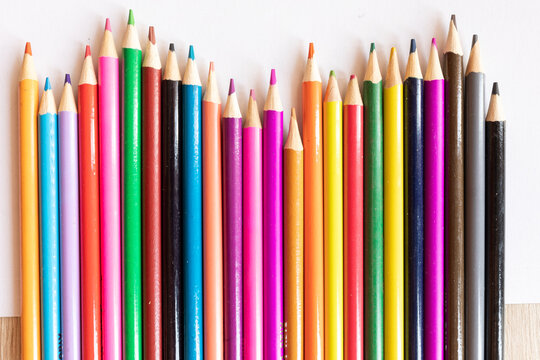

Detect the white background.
xmin=0 ymin=0 xmax=538 ymax=316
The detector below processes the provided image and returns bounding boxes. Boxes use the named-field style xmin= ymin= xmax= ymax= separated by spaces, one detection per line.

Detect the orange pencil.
xmin=302 ymin=42 xmax=324 ymax=360
xmin=202 ymin=62 xmax=224 ymax=359
xmin=284 ymin=108 xmax=304 ymax=360
xmin=19 ymin=41 xmax=41 ymax=360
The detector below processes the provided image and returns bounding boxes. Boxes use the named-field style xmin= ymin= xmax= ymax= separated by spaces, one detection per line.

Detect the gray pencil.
xmin=465 ymin=34 xmax=485 ymax=359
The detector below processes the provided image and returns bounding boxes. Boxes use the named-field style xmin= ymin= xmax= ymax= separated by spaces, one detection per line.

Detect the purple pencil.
xmin=59 ymin=74 xmax=81 ymax=359
xmin=223 ymin=79 xmax=243 ymax=359
xmin=424 ymin=38 xmax=445 ymax=360
xmin=263 ymin=69 xmax=284 ymax=359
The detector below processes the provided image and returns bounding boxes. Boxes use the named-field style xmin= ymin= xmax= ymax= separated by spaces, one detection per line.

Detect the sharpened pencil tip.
xmin=370 ymin=42 xmax=376 ymax=53
xmin=85 ymin=45 xmax=91 ymax=57
xmin=451 ymin=14 xmax=457 ymax=28
xmin=410 ymin=39 xmax=416 ymax=53
xmin=128 ymin=9 xmax=135 ymax=25
xmin=432 ymin=37 xmax=437 ymax=47
xmin=228 ymin=78 xmax=235 ymax=95
xmin=350 ymin=74 xmax=356 ymax=80
xmin=148 ymin=26 xmax=156 ymax=44
xmin=291 ymin=107 xmax=297 ymax=118
xmin=472 ymin=34 xmax=478 ymax=47
xmin=308 ymin=42 xmax=314 ymax=59
xmin=64 ymin=74 xmax=71 ymax=85
xmin=270 ymin=69 xmax=277 ymax=85
xmin=169 ymin=43 xmax=175 ymax=51
xmin=25 ymin=42 xmax=32 ymax=55
xmin=249 ymin=89 xmax=255 ymax=100
xmin=492 ymin=82 xmax=499 ymax=95
xmin=329 ymin=70 xmax=336 ymax=77
xmin=188 ymin=45 xmax=195 ymax=60
xmin=44 ymin=77 xmax=51 ymax=91
xmin=209 ymin=61 xmax=214 ymax=72
xmin=105 ymin=18 xmax=112 ymax=31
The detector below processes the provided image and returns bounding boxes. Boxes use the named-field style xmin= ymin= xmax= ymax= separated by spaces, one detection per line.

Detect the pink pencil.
xmin=243 ymin=90 xmax=263 ymax=360
xmin=98 ymin=18 xmax=122 ymax=360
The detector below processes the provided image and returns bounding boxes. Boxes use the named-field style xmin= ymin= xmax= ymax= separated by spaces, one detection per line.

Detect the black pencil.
xmin=485 ymin=82 xmax=505 ymax=360
xmin=162 ymin=43 xmax=183 ymax=358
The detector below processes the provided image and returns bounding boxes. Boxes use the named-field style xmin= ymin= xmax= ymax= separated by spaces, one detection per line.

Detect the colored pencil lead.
xmin=169 ymin=43 xmax=175 ymax=51
xmin=25 ymin=42 xmax=32 ymax=55
xmin=270 ymin=68 xmax=277 ymax=85
xmin=189 ymin=45 xmax=195 ymax=60
xmin=410 ymin=38 xmax=416 ymax=53
xmin=148 ymin=26 xmax=155 ymax=44
xmin=308 ymin=42 xmax=314 ymax=59
xmin=45 ymin=77 xmax=51 ymax=91
xmin=85 ymin=45 xmax=91 ymax=57
xmin=65 ymin=74 xmax=71 ymax=84
xmin=105 ymin=18 xmax=112 ymax=31
xmin=128 ymin=9 xmax=135 ymax=25
xmin=229 ymin=78 xmax=235 ymax=95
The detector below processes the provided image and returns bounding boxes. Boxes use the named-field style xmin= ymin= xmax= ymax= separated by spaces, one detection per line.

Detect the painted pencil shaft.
xmin=243 ymin=91 xmax=263 ymax=360
xmin=59 ymin=77 xmax=81 ymax=360
xmin=40 ymin=80 xmax=62 ymax=360
xmin=182 ymin=46 xmax=204 ymax=360
xmin=263 ymin=69 xmax=284 ymax=359
xmin=363 ymin=44 xmax=384 ymax=360
xmin=99 ymin=19 xmax=122 ymax=360
xmin=384 ymin=49 xmax=404 ymax=359
xmin=161 ymin=54 xmax=183 ymax=358
xmin=324 ymin=72 xmax=343 ymax=359
xmin=465 ymin=35 xmax=485 ymax=360
xmin=142 ymin=27 xmax=162 ymax=360
xmin=19 ymin=43 xmax=41 ymax=360
xmin=344 ymin=77 xmax=364 ymax=360
xmin=302 ymin=43 xmax=324 ymax=360
xmin=202 ymin=63 xmax=223 ymax=360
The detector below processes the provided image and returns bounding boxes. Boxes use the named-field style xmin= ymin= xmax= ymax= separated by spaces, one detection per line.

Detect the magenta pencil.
xmin=98 ymin=18 xmax=122 ymax=360
xmin=263 ymin=69 xmax=284 ymax=359
xmin=59 ymin=74 xmax=81 ymax=360
xmin=223 ymin=79 xmax=243 ymax=359
xmin=424 ymin=38 xmax=445 ymax=360
xmin=243 ymin=89 xmax=263 ymax=360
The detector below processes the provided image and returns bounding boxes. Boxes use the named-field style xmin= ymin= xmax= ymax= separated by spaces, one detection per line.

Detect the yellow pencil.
xmin=323 ymin=70 xmax=344 ymax=359
xmin=19 ymin=42 xmax=41 ymax=360
xmin=384 ymin=47 xmax=404 ymax=359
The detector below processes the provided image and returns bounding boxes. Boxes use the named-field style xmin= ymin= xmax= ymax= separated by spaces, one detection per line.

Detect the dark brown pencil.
xmin=485 ymin=83 xmax=505 ymax=360
xmin=443 ymin=14 xmax=465 ymax=360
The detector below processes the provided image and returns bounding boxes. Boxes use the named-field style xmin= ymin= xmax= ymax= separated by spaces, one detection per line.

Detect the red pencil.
xmin=142 ymin=26 xmax=162 ymax=359
xmin=343 ymin=74 xmax=364 ymax=359
xmin=78 ymin=45 xmax=102 ymax=359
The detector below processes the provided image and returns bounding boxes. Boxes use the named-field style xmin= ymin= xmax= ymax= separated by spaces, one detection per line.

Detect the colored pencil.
xmin=384 ymin=47 xmax=404 ymax=359
xmin=284 ymin=108 xmax=304 ymax=360
xmin=302 ymin=43 xmax=324 ymax=360
xmin=223 ymin=79 xmax=243 ymax=360
xmin=424 ymin=38 xmax=445 ymax=360
xmin=324 ymin=70 xmax=344 ymax=359
xmin=363 ymin=43 xmax=384 ymax=360
xmin=142 ymin=26 xmax=162 ymax=360
xmin=343 ymin=74 xmax=363 ymax=360
xmin=162 ymin=43 xmax=183 ymax=359
xmin=465 ymin=34 xmax=486 ymax=360
xmin=444 ymin=15 xmax=465 ymax=359
xmin=404 ymin=39 xmax=424 ymax=360
xmin=122 ymin=11 xmax=143 ymax=358
xmin=78 ymin=45 xmax=102 ymax=360
xmin=485 ymin=83 xmax=505 ymax=360
xmin=39 ymin=77 xmax=62 ymax=360
xmin=59 ymin=74 xmax=80 ymax=360
xmin=19 ymin=42 xmax=41 ymax=360
xmin=263 ymin=68 xmax=284 ymax=359
xmin=203 ymin=61 xmax=223 ymax=360
xmin=98 ymin=18 xmax=122 ymax=360
xmin=182 ymin=45 xmax=204 ymax=360
xmin=243 ymin=90 xmax=264 ymax=360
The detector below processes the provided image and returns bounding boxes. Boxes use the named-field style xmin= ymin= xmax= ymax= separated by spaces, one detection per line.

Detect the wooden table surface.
xmin=1 ymin=303 xmax=539 ymax=358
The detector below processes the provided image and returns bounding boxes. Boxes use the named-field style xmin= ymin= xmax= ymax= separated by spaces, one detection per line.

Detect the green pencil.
xmin=122 ymin=9 xmax=143 ymax=359
xmin=363 ymin=43 xmax=384 ymax=360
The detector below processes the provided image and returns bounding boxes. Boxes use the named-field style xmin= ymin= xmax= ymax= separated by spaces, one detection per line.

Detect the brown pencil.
xmin=444 ymin=14 xmax=465 ymax=360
